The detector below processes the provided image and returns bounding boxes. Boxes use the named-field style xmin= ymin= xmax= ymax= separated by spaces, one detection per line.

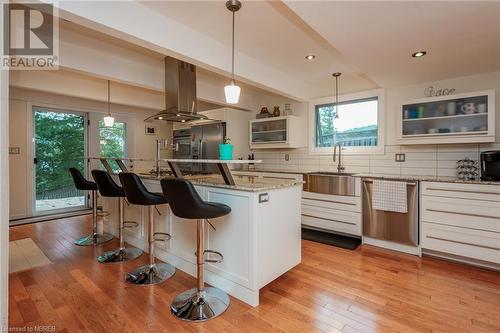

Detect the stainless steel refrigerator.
xmin=190 ymin=122 xmax=226 ymax=173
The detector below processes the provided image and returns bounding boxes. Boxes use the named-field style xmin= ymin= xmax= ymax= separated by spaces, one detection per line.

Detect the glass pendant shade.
xmin=224 ymin=81 xmax=241 ymax=104
xmin=103 ymin=114 xmax=115 ymax=127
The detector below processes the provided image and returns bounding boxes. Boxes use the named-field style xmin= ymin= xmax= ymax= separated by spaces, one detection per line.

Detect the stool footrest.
xmin=123 ymin=221 xmax=138 ymax=228
xmin=97 ymin=211 xmax=110 ymax=217
xmin=153 ymin=232 xmax=171 ymax=242
xmin=203 ymin=250 xmax=223 ymax=263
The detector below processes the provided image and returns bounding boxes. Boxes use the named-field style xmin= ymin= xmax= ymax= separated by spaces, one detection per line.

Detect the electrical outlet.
xmin=395 ymin=153 xmax=406 ymax=162
xmin=9 ymin=147 xmax=20 ymax=155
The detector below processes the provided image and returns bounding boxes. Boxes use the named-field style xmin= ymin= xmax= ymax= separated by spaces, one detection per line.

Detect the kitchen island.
xmin=97 ymin=160 xmax=303 ymax=307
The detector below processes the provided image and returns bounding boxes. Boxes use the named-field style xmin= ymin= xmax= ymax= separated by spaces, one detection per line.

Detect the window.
xmin=99 ymin=120 xmax=126 ymax=172
xmin=310 ymin=90 xmax=383 ymax=154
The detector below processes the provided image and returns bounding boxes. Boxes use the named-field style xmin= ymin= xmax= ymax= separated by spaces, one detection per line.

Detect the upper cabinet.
xmin=398 ymin=90 xmax=495 ymax=145
xmin=249 ymin=115 xmax=303 ymax=149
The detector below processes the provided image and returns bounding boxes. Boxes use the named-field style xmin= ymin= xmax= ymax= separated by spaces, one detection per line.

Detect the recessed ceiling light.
xmin=412 ymin=51 xmax=427 ymax=58
xmin=305 ymin=54 xmax=316 ymax=61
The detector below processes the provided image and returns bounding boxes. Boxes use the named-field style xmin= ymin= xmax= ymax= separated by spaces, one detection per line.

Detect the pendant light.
xmin=332 ymin=72 xmax=341 ymax=119
xmin=103 ymin=80 xmax=115 ymax=127
xmin=224 ymin=0 xmax=242 ymax=104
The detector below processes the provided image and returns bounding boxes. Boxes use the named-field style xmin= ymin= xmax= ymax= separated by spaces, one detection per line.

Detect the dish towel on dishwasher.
xmin=372 ymin=180 xmax=408 ymax=213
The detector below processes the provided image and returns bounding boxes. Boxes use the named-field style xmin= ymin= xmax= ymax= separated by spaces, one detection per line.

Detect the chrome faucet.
xmin=333 ymin=143 xmax=345 ymax=173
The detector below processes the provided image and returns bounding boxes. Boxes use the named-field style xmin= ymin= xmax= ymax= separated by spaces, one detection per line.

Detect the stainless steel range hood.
xmin=146 ymin=57 xmax=209 ymax=123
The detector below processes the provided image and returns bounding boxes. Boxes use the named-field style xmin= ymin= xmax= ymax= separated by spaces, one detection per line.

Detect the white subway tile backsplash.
xmin=254 ymin=141 xmax=500 ymax=178
xmin=401 ymin=167 xmax=437 ymax=177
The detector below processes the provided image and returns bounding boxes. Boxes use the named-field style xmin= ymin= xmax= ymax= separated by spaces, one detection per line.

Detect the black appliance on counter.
xmin=480 ymin=151 xmax=500 ymax=181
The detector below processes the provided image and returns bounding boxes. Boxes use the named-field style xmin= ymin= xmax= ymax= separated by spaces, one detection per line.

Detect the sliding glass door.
xmin=33 ymin=108 xmax=88 ymax=215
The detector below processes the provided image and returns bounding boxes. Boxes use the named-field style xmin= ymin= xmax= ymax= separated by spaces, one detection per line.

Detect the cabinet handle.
xmin=302 ymin=214 xmax=356 ymax=226
xmin=427 ymin=208 xmax=500 ymax=220
xmin=302 ymin=197 xmax=357 ymax=206
xmin=426 ymin=235 xmax=500 ymax=251
xmin=363 ymin=179 xmax=417 ymax=186
xmin=426 ymin=187 xmax=500 ymax=196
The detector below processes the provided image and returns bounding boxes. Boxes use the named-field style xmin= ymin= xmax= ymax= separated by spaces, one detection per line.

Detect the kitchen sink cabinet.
xmin=301 ymin=177 xmax=362 ymax=236
xmin=421 ymin=181 xmax=500 ymax=267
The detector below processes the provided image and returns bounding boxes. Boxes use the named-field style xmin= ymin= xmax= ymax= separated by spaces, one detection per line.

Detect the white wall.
xmin=252 ymin=71 xmax=500 ymax=178
xmin=0 ymin=4 xmax=9 ymax=322
xmin=9 ymin=87 xmax=170 ymax=219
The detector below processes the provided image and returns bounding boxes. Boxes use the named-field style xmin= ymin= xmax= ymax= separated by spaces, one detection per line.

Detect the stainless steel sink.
xmin=303 ymin=172 xmax=356 ymax=196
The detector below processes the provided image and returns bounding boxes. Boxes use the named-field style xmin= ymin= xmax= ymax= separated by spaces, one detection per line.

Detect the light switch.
xmin=395 ymin=153 xmax=406 ymax=162
xmin=259 ymin=193 xmax=269 ymax=203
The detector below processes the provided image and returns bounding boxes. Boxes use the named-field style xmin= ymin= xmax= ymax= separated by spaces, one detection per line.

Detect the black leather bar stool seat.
xmin=91 ymin=170 xmax=143 ymax=263
xmin=161 ymin=177 xmax=231 ymax=322
xmin=118 ymin=172 xmax=175 ymax=285
xmin=69 ymin=168 xmax=113 ymax=246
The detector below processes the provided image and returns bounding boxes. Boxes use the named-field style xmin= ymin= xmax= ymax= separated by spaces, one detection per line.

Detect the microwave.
xmin=480 ymin=151 xmax=500 ymax=181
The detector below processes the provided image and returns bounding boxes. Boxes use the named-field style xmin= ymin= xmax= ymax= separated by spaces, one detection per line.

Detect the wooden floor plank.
xmin=7 ymin=216 xmax=500 ymax=332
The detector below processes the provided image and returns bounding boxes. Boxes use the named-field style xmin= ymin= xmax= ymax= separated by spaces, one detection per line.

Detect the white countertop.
xmin=87 ymin=157 xmax=262 ymax=164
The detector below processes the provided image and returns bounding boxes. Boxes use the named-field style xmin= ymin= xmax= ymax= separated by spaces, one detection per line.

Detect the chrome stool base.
xmin=171 ymin=287 xmax=230 ymax=322
xmin=75 ymin=233 xmax=114 ymax=246
xmin=126 ymin=263 xmax=175 ymax=285
xmin=98 ymin=247 xmax=143 ymax=263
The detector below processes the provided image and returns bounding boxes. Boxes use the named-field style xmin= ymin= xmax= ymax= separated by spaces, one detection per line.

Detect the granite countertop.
xmin=357 ymin=174 xmax=500 ymax=185
xmin=140 ymin=173 xmax=304 ymax=192
xmin=245 ymin=168 xmax=500 ymax=186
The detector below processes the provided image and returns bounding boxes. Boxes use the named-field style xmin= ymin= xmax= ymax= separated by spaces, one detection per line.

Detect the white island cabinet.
xmin=101 ymin=175 xmax=302 ymax=306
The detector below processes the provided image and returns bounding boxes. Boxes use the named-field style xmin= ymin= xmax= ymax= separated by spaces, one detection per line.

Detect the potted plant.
xmin=219 ymin=137 xmax=233 ymax=160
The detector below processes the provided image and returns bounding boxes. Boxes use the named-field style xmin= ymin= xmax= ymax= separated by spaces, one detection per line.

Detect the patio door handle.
xmin=34 ymin=158 xmax=38 ymax=164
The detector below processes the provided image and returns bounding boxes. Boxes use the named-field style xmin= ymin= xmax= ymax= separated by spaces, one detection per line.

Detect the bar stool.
xmin=161 ymin=178 xmax=231 ymax=322
xmin=69 ymin=168 xmax=114 ymax=246
xmin=91 ymin=170 xmax=143 ymax=263
xmin=118 ymin=172 xmax=175 ymax=285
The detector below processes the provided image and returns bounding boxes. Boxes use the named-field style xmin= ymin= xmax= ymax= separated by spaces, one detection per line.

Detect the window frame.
xmin=308 ymin=89 xmax=385 ymax=155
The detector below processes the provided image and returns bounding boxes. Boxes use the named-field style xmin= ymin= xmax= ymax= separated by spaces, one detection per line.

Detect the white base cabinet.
xmin=101 ymin=179 xmax=302 ymax=306
xmin=301 ymin=178 xmax=362 ymax=236
xmin=421 ymin=181 xmax=500 ymax=267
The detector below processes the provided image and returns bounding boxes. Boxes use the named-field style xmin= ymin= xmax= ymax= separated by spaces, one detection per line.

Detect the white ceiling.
xmin=54 ymin=1 xmax=500 ymax=101
xmin=285 ymin=1 xmax=500 ymax=88
xmin=137 ymin=0 xmax=378 ymax=99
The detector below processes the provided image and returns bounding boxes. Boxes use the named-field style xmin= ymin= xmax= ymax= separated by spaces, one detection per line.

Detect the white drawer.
xmin=422 ymin=196 xmax=500 ymax=233
xmin=302 ymin=204 xmax=360 ymax=225
xmin=302 ymin=197 xmax=360 ymax=213
xmin=422 ymin=222 xmax=500 ymax=264
xmin=302 ymin=214 xmax=361 ymax=236
xmin=302 ymin=191 xmax=361 ymax=211
xmin=422 ymin=181 xmax=500 ymax=202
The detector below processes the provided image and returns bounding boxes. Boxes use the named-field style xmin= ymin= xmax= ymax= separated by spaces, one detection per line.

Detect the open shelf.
xmin=402 ymin=131 xmax=488 ymax=138
xmin=403 ymin=113 xmax=487 ymax=122
xmin=252 ymin=129 xmax=287 ymax=134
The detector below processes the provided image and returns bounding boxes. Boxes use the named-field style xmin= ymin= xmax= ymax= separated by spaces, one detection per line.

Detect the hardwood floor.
xmin=8 ymin=216 xmax=500 ymax=333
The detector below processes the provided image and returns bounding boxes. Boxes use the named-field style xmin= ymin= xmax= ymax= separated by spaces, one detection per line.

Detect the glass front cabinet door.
xmin=249 ymin=116 xmax=303 ymax=149
xmin=398 ymin=90 xmax=495 ymax=144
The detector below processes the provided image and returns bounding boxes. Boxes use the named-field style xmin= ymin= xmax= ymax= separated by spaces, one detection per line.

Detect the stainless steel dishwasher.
xmin=362 ymin=178 xmax=419 ymax=246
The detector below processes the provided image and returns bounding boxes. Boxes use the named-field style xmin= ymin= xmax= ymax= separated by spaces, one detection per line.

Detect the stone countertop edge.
xmin=140 ymin=175 xmax=304 ymax=192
